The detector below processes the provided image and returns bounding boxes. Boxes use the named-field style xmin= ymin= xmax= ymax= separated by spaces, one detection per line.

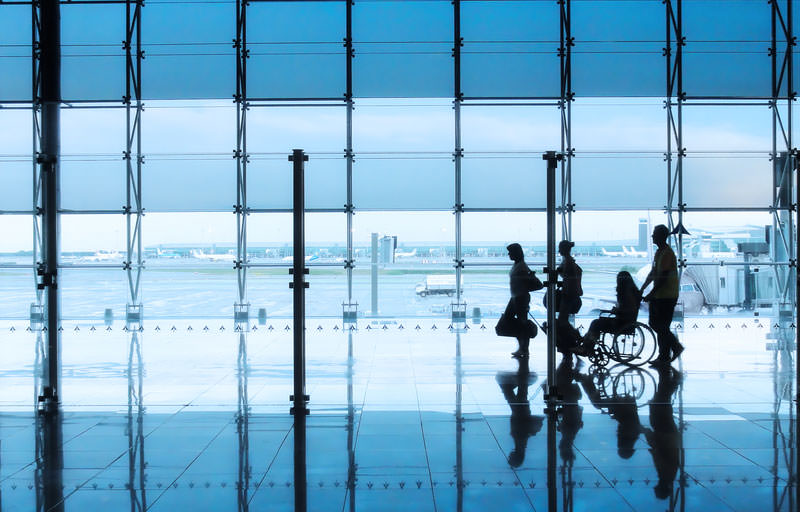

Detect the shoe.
xmin=649 ymin=357 xmax=670 ymax=367
xmin=670 ymin=343 xmax=685 ymax=362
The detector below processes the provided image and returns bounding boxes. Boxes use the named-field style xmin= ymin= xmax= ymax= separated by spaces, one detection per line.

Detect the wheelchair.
xmin=585 ymin=311 xmax=657 ymax=367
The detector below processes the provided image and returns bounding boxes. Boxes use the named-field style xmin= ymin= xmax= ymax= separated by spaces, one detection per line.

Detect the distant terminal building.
xmin=638 ymin=219 xmax=648 ymax=252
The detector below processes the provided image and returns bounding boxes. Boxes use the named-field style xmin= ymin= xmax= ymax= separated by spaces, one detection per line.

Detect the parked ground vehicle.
xmin=415 ymin=275 xmax=460 ymax=297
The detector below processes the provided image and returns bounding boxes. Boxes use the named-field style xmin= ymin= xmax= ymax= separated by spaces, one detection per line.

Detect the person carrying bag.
xmin=497 ymin=243 xmax=543 ymax=358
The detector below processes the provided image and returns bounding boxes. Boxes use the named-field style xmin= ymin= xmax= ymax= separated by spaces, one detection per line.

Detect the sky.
xmin=0 ymin=96 xmax=783 ymax=252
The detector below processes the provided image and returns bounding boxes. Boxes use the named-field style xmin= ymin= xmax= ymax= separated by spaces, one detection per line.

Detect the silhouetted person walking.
xmin=496 ymin=357 xmax=544 ymax=467
xmin=641 ymin=225 xmax=684 ymax=365
xmin=556 ymin=240 xmax=582 ymax=359
xmin=504 ymin=243 xmax=543 ymax=358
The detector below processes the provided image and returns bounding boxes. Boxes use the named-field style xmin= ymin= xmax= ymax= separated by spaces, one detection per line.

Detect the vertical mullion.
xmin=346 ymin=0 xmax=354 ymax=309
xmin=454 ymin=0 xmax=463 ymax=306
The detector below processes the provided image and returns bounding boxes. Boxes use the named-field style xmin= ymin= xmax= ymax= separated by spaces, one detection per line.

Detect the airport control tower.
xmin=638 ymin=219 xmax=648 ymax=251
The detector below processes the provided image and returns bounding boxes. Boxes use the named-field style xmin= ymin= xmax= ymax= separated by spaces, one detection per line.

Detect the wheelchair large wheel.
xmin=611 ymin=322 xmax=655 ymax=366
xmin=612 ymin=366 xmax=656 ymax=404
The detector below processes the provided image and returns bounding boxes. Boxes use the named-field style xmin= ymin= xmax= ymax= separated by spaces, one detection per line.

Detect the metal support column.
xmin=34 ymin=404 xmax=63 ymax=512
xmin=346 ymin=331 xmax=356 ymax=512
xmin=543 ymin=151 xmax=562 ymax=402
xmin=125 ymin=0 xmax=144 ymax=326
xmin=770 ymin=0 xmax=795 ymax=312
xmin=455 ymin=332 xmax=464 ymax=512
xmin=665 ymin=0 xmax=685 ymax=270
xmin=126 ymin=332 xmax=146 ymax=512
xmin=344 ymin=0 xmax=356 ymax=317
xmin=559 ymin=0 xmax=573 ymax=240
xmin=289 ymin=149 xmax=309 ymax=416
xmin=453 ymin=0 xmax=465 ymax=318
xmin=234 ymin=0 xmax=249 ymax=322
xmin=31 ymin=1 xmax=45 ymax=332
xmin=236 ymin=332 xmax=250 ymax=512
xmin=37 ymin=0 xmax=61 ymax=407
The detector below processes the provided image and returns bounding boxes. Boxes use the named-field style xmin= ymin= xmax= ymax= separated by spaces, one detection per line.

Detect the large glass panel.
xmin=682 ymin=212 xmax=779 ymax=313
xmin=247 ymin=105 xmax=346 ymax=154
xmin=461 ymin=104 xmax=560 ymax=153
xmin=683 ymin=0 xmax=771 ymax=98
xmin=353 ymin=99 xmax=454 ymax=152
xmin=143 ymin=101 xmax=235 ymax=155
xmin=60 ymin=268 xmax=127 ymax=321
xmin=462 ymin=212 xmax=548 ymax=318
xmin=61 ymin=157 xmax=127 ymax=211
xmin=143 ymin=156 xmax=235 ymax=212
xmin=62 ymin=4 xmax=125 ymax=101
xmin=571 ymin=153 xmax=665 ymax=210
xmin=683 ymin=104 xmax=772 ymax=152
xmin=0 ymin=214 xmax=35 ymax=319
xmin=248 ymin=1 xmax=345 ymax=99
xmin=247 ymin=213 xmax=294 ymax=320
xmin=143 ymin=212 xmax=237 ymax=319
xmin=143 ymin=3 xmax=234 ymax=100
xmin=61 ymin=213 xmax=127 ymax=264
xmin=461 ymin=1 xmax=559 ymax=98
xmin=248 ymin=155 xmax=346 ymax=211
xmin=570 ymin=210 xmax=668 ymax=315
xmin=247 ymin=212 xmax=346 ymax=319
xmin=0 ymin=5 xmax=31 ymax=102
xmin=352 ymin=211 xmax=454 ymax=318
xmin=572 ymin=1 xmax=663 ymax=97
xmin=353 ymin=155 xmax=453 ymax=210
xmin=0 ymin=160 xmax=33 ymax=212
xmin=461 ymin=156 xmax=546 ymax=209
xmin=571 ymin=98 xmax=665 ymax=152
xmin=353 ymin=0 xmax=453 ymax=98
xmin=0 ymin=107 xmax=32 ymax=156
xmin=682 ymin=153 xmax=772 ymax=208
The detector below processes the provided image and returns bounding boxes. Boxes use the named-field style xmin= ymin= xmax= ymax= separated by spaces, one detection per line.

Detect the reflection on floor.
xmin=0 ymin=316 xmax=795 ymax=511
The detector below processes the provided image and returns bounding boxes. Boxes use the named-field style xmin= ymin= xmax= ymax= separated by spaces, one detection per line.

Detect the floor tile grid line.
xmin=408 ymin=334 xmax=443 ymax=512
xmin=339 ymin=336 xmax=375 ymax=512
xmin=144 ymin=419 xmax=232 ymax=511
xmin=0 ymin=412 xmax=108 ymax=485
xmin=247 ymin=424 xmax=294 ymax=508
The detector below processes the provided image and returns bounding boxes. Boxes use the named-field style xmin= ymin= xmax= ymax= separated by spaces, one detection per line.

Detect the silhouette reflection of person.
xmin=644 ymin=365 xmax=682 ymax=500
xmin=574 ymin=370 xmax=643 ymax=459
xmin=505 ymin=243 xmax=542 ymax=358
xmin=555 ymin=358 xmax=583 ymax=463
xmin=496 ymin=357 xmax=544 ymax=467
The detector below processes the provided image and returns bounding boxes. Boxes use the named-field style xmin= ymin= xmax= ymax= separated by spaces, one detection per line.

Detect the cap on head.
xmin=507 ymin=243 xmax=524 ymax=260
xmin=558 ymin=240 xmax=575 ymax=253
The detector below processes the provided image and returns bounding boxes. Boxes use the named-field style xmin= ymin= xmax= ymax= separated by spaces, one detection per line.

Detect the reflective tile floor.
xmin=0 ymin=316 xmax=796 ymax=511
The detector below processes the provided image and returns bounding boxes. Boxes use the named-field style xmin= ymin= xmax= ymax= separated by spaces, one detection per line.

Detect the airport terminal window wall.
xmin=0 ymin=0 xmax=797 ymax=323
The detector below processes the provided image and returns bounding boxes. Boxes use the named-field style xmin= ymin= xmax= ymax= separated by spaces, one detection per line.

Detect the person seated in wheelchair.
xmin=573 ymin=271 xmax=641 ymax=356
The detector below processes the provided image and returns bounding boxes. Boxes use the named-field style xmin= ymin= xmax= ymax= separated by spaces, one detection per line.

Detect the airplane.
xmin=622 ymin=246 xmax=648 ymax=258
xmin=395 ymin=248 xmax=417 ymax=258
xmin=281 ymin=254 xmax=319 ymax=262
xmin=190 ymin=249 xmax=232 ymax=262
xmin=601 ymin=248 xmax=626 ymax=257
xmin=155 ymin=248 xmax=181 ymax=259
xmin=81 ymin=250 xmax=122 ymax=262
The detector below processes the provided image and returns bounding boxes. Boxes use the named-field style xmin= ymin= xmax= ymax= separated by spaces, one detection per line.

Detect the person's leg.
xmin=648 ymin=299 xmax=671 ymax=361
xmin=665 ymin=299 xmax=684 ymax=360
xmin=512 ymin=294 xmax=531 ymax=357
